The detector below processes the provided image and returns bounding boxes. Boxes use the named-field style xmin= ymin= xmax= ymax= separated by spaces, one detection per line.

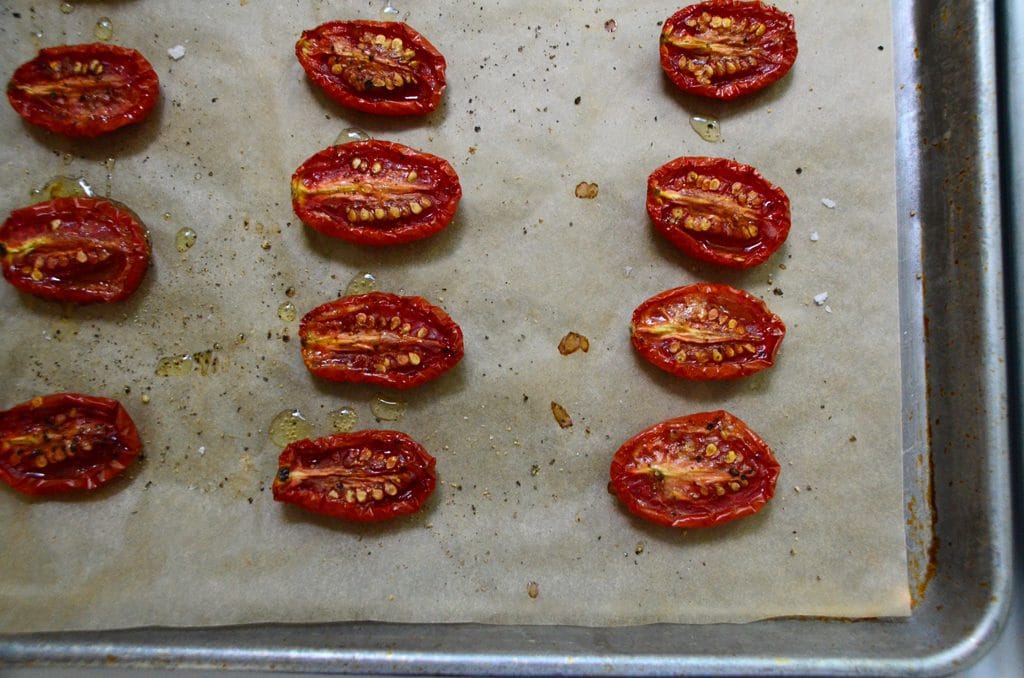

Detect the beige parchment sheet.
xmin=0 ymin=0 xmax=909 ymax=631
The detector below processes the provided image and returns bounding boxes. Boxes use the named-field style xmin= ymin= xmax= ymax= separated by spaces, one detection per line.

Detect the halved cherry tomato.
xmin=7 ymin=43 xmax=159 ymax=137
xmin=300 ymin=292 xmax=464 ymax=389
xmin=647 ymin=156 xmax=790 ymax=269
xmin=610 ymin=410 xmax=780 ymax=528
xmin=0 ymin=393 xmax=142 ymax=496
xmin=296 ymin=21 xmax=447 ymax=116
xmin=660 ymin=1 xmax=798 ymax=100
xmin=0 ymin=197 xmax=150 ymax=303
xmin=631 ymin=283 xmax=785 ymax=380
xmin=292 ymin=140 xmax=461 ymax=246
xmin=273 ymin=429 xmax=436 ymax=521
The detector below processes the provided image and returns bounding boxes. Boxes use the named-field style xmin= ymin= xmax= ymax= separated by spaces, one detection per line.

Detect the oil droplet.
xmin=162 ymin=212 xmax=172 ymax=221
xmin=61 ymin=153 xmax=74 ymax=166
xmin=94 ymin=17 xmax=113 ymax=41
xmin=59 ymin=2 xmax=74 ymax=14
xmin=175 ymin=227 xmax=197 ymax=252
xmin=690 ymin=115 xmax=722 ymax=142
xmin=380 ymin=1 xmax=400 ymax=20
xmin=29 ymin=176 xmax=94 ymax=203
xmin=193 ymin=349 xmax=218 ymax=376
xmin=235 ymin=333 xmax=246 ymax=345
xmin=268 ymin=409 xmax=313 ymax=447
xmin=345 ymin=272 xmax=377 ymax=296
xmin=277 ymin=301 xmax=297 ymax=322
xmin=30 ymin=31 xmax=44 ymax=49
xmin=371 ymin=396 xmax=406 ymax=422
xmin=155 ymin=354 xmax=194 ymax=377
xmin=329 ymin=406 xmax=359 ymax=432
xmin=335 ymin=127 xmax=371 ymax=144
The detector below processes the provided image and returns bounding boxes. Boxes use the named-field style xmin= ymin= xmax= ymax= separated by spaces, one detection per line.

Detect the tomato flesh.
xmin=610 ymin=410 xmax=779 ymax=528
xmin=7 ymin=43 xmax=159 ymax=137
xmin=631 ymin=283 xmax=785 ymax=380
xmin=660 ymin=0 xmax=798 ymax=100
xmin=296 ymin=21 xmax=447 ymax=116
xmin=292 ymin=140 xmax=461 ymax=246
xmin=648 ymin=156 xmax=790 ymax=269
xmin=273 ymin=430 xmax=436 ymax=521
xmin=0 ymin=197 xmax=150 ymax=303
xmin=300 ymin=292 xmax=464 ymax=389
xmin=0 ymin=393 xmax=142 ymax=496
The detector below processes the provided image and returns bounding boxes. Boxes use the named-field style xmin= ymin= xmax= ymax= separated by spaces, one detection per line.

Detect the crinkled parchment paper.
xmin=0 ymin=0 xmax=909 ymax=631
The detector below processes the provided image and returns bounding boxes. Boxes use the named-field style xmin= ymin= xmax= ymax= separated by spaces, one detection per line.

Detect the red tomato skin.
xmin=300 ymin=292 xmax=465 ymax=389
xmin=7 ymin=43 xmax=159 ymax=137
xmin=630 ymin=283 xmax=785 ymax=380
xmin=647 ymin=156 xmax=791 ymax=269
xmin=273 ymin=430 xmax=436 ymax=522
xmin=292 ymin=140 xmax=462 ymax=246
xmin=610 ymin=410 xmax=780 ymax=528
xmin=0 ymin=197 xmax=150 ymax=303
xmin=660 ymin=0 xmax=798 ymax=100
xmin=0 ymin=393 xmax=142 ymax=496
xmin=296 ymin=21 xmax=446 ymax=116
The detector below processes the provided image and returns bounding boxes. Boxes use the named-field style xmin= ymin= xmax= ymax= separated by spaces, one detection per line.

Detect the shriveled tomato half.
xmin=0 ymin=393 xmax=142 ymax=496
xmin=273 ymin=429 xmax=436 ymax=521
xmin=300 ymin=292 xmax=464 ymax=389
xmin=660 ymin=1 xmax=797 ymax=100
xmin=631 ymin=283 xmax=785 ymax=380
xmin=647 ymin=156 xmax=790 ymax=269
xmin=292 ymin=140 xmax=461 ymax=246
xmin=296 ymin=21 xmax=446 ymax=116
xmin=0 ymin=197 xmax=150 ymax=303
xmin=7 ymin=43 xmax=159 ymax=137
xmin=610 ymin=410 xmax=779 ymax=528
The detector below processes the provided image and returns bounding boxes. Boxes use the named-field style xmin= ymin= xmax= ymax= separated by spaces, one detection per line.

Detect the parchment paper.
xmin=0 ymin=0 xmax=909 ymax=631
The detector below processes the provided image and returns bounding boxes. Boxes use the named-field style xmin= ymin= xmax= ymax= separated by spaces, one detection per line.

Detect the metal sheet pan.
xmin=0 ymin=0 xmax=1012 ymax=673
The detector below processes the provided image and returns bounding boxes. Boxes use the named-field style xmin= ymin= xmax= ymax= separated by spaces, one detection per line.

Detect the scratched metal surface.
xmin=0 ymin=0 xmax=1012 ymax=674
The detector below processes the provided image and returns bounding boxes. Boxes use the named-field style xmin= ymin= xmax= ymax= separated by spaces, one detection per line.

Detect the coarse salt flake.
xmin=168 ymin=45 xmax=187 ymax=60
xmin=813 ymin=292 xmax=829 ymax=306
xmin=825 ymin=305 xmax=833 ymax=314
xmin=809 ymin=231 xmax=819 ymax=241
xmin=821 ymin=198 xmax=836 ymax=209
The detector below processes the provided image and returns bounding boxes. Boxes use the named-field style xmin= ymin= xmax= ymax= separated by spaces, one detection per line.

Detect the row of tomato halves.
xmin=1 ymin=1 xmax=797 ymax=529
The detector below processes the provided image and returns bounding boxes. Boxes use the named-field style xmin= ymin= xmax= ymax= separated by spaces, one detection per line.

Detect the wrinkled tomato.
xmin=7 ymin=43 xmax=159 ymax=137
xmin=0 ymin=197 xmax=150 ymax=303
xmin=0 ymin=393 xmax=142 ymax=496
xmin=631 ymin=283 xmax=785 ymax=380
xmin=300 ymin=292 xmax=464 ymax=389
xmin=273 ymin=429 xmax=436 ymax=521
xmin=610 ymin=410 xmax=780 ymax=528
xmin=292 ymin=140 xmax=461 ymax=246
xmin=647 ymin=156 xmax=790 ymax=269
xmin=660 ymin=0 xmax=798 ymax=100
xmin=296 ymin=21 xmax=447 ymax=116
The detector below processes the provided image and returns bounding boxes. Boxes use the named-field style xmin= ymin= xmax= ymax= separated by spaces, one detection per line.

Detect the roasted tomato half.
xmin=300 ymin=292 xmax=464 ymax=389
xmin=631 ymin=283 xmax=785 ymax=380
xmin=660 ymin=1 xmax=797 ymax=100
xmin=0 ymin=197 xmax=150 ymax=303
xmin=648 ymin=156 xmax=790 ymax=269
xmin=610 ymin=410 xmax=780 ymax=528
xmin=7 ymin=43 xmax=159 ymax=137
xmin=296 ymin=20 xmax=447 ymax=116
xmin=273 ymin=429 xmax=436 ymax=521
xmin=292 ymin=140 xmax=461 ymax=246
xmin=0 ymin=393 xmax=142 ymax=496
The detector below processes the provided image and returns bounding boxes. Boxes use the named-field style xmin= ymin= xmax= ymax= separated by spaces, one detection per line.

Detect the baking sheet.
xmin=0 ymin=0 xmax=909 ymax=630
